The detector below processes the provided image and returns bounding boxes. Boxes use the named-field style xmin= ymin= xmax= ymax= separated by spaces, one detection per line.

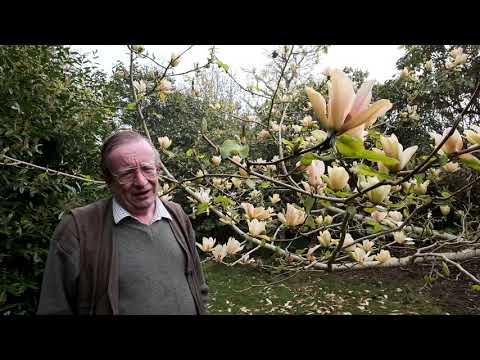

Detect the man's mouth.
xmin=134 ymin=189 xmax=151 ymax=197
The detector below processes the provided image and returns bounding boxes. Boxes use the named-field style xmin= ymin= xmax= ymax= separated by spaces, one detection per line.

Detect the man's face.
xmin=107 ymin=139 xmax=159 ymax=215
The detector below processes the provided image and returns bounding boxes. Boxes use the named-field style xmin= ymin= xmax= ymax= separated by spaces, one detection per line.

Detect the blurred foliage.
xmin=0 ymin=46 xmax=114 ymax=314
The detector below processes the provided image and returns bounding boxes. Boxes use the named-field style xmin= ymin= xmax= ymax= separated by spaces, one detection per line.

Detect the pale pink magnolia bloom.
xmin=305 ymin=160 xmax=325 ymax=187
xmin=361 ymin=240 xmax=375 ymax=253
xmin=350 ymin=247 xmax=372 ymax=264
xmin=342 ymin=233 xmax=356 ymax=250
xmin=413 ymin=180 xmax=430 ymax=195
xmin=277 ymin=204 xmax=307 ymax=226
xmin=327 ymin=166 xmax=350 ymax=191
xmin=317 ymin=230 xmax=332 ymax=247
xmin=371 ymin=211 xmax=388 ymax=223
xmin=211 ymin=156 xmax=222 ymax=166
xmin=225 ymin=237 xmax=244 ymax=255
xmin=212 ymin=244 xmax=227 ymax=262
xmin=380 ymin=133 xmax=418 ymax=171
xmin=305 ymin=69 xmax=392 ymax=134
xmin=241 ymin=202 xmax=274 ymax=221
xmin=442 ymin=162 xmax=460 ymax=173
xmin=458 ymin=152 xmax=480 ymax=163
xmin=440 ymin=205 xmax=451 ymax=216
xmin=430 ymin=128 xmax=463 ymax=155
xmin=464 ymin=125 xmax=480 ymax=145
xmin=375 ymin=250 xmax=392 ymax=264
xmin=158 ymin=136 xmax=172 ymax=150
xmin=387 ymin=211 xmax=403 ymax=222
xmin=247 ymin=219 xmax=267 ymax=237
xmin=196 ymin=237 xmax=216 ymax=252
xmin=257 ymin=129 xmax=271 ymax=140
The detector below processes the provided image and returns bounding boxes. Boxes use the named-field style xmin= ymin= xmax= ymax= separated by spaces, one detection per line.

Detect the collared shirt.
xmin=112 ymin=196 xmax=172 ymax=225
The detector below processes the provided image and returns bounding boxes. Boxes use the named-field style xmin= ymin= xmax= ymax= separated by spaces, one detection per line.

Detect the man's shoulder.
xmin=161 ymin=200 xmax=189 ymax=220
xmin=70 ymin=198 xmax=112 ymax=216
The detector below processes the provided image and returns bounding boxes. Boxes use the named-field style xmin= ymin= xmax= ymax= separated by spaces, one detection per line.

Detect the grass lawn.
xmin=203 ymin=261 xmax=480 ymax=315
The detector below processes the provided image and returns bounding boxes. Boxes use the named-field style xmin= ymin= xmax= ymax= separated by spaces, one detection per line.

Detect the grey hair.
xmin=101 ymin=129 xmax=161 ymax=182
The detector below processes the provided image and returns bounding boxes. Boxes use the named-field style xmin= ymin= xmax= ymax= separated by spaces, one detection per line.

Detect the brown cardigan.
xmin=37 ymin=198 xmax=208 ymax=315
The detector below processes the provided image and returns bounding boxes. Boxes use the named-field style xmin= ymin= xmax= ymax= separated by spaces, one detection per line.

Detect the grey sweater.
xmin=115 ymin=218 xmax=197 ymax=315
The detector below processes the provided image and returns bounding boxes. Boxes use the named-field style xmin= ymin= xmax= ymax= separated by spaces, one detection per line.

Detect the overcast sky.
xmin=71 ymin=45 xmax=404 ymax=84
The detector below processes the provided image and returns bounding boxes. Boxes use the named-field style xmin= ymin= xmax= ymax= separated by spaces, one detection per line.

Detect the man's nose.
xmin=133 ymin=169 xmax=148 ymax=186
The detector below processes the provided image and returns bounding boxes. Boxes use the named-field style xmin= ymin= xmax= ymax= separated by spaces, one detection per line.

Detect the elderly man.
xmin=37 ymin=130 xmax=208 ymax=315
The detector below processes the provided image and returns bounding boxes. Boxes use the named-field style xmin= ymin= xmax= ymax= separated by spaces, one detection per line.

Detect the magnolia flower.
xmin=443 ymin=162 xmax=460 ymax=173
xmin=371 ymin=211 xmax=388 ymax=223
xmin=387 ymin=211 xmax=403 ymax=222
xmin=211 ymin=156 xmax=222 ymax=166
xmin=158 ymin=183 xmax=173 ymax=202
xmin=212 ymin=178 xmax=223 ymax=188
xmin=424 ymin=60 xmax=433 ymax=72
xmin=315 ymin=215 xmax=324 ymax=226
xmin=301 ymin=115 xmax=315 ymax=128
xmin=400 ymin=67 xmax=412 ymax=80
xmin=239 ymin=254 xmax=255 ymax=265
xmin=440 ymin=205 xmax=451 ymax=216
xmin=277 ymin=204 xmax=307 ymax=226
xmin=327 ymin=166 xmax=350 ymax=191
xmin=305 ymin=70 xmax=392 ymax=135
xmin=247 ymin=219 xmax=267 ymax=237
xmin=393 ymin=231 xmax=406 ymax=244
xmin=231 ymin=177 xmax=242 ymax=188
xmin=446 ymin=47 xmax=468 ymax=69
xmin=241 ymin=202 xmax=274 ymax=221
xmin=271 ymin=122 xmax=287 ymax=133
xmin=196 ymin=237 xmax=216 ymax=252
xmin=311 ymin=130 xmax=328 ymax=144
xmin=351 ymin=247 xmax=372 ymax=264
xmin=413 ymin=180 xmax=430 ymax=195
xmin=212 ymin=244 xmax=227 ymax=262
xmin=225 ymin=237 xmax=244 ymax=255
xmin=375 ymin=250 xmax=392 ymax=264
xmin=317 ymin=230 xmax=332 ymax=247
xmin=306 ymin=160 xmax=325 ymax=186
xmin=194 ymin=188 xmax=211 ymax=204
xmin=430 ymin=128 xmax=463 ymax=155
xmin=257 ymin=129 xmax=271 ymax=140
xmin=380 ymin=133 xmax=418 ymax=171
xmin=269 ymin=193 xmax=281 ymax=204
xmin=323 ymin=215 xmax=333 ymax=225
xmin=133 ymin=80 xmax=147 ymax=95
xmin=307 ymin=244 xmax=321 ymax=262
xmin=170 ymin=52 xmax=180 ymax=67
xmin=361 ymin=240 xmax=375 ymax=253
xmin=292 ymin=125 xmax=303 ymax=133
xmin=159 ymin=79 xmax=173 ymax=93
xmin=359 ymin=176 xmax=391 ymax=204
xmin=342 ymin=233 xmax=356 ymax=250
xmin=231 ymin=155 xmax=242 ymax=165
xmin=158 ymin=136 xmax=172 ymax=150
xmin=464 ymin=125 xmax=480 ymax=145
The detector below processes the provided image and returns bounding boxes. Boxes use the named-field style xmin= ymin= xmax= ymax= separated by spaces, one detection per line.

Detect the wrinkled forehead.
xmin=108 ymin=140 xmax=155 ymax=170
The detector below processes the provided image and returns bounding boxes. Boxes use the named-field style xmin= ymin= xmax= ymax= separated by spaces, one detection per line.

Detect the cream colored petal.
xmin=341 ymin=99 xmax=392 ymax=132
xmin=399 ymin=145 xmax=418 ymax=170
xmin=305 ymin=87 xmax=328 ymax=128
xmin=328 ymin=69 xmax=355 ymax=131
xmin=344 ymin=124 xmax=366 ymax=140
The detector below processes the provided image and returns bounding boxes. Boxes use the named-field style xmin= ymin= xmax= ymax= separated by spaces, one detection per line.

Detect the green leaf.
xmin=259 ymin=181 xmax=271 ymax=189
xmin=364 ymin=219 xmax=385 ymax=233
xmin=459 ymin=158 xmax=480 ymax=172
xmin=441 ymin=191 xmax=450 ymax=198
xmin=304 ymin=215 xmax=316 ymax=229
xmin=335 ymin=134 xmax=364 ymax=157
xmin=185 ymin=148 xmax=194 ymax=157
xmin=303 ymin=196 xmax=315 ymax=213
xmin=282 ymin=139 xmax=295 ymax=151
xmin=441 ymin=261 xmax=450 ymax=277
xmin=219 ymin=140 xmax=249 ymax=159
xmin=471 ymin=285 xmax=480 ymax=292
xmin=335 ymin=134 xmax=398 ymax=166
xmin=300 ymin=152 xmax=319 ymax=166
xmin=215 ymin=59 xmax=229 ymax=73
xmin=126 ymin=102 xmax=137 ymax=110
xmin=196 ymin=202 xmax=209 ymax=216
xmin=214 ymin=195 xmax=232 ymax=208
xmin=360 ymin=149 xmax=398 ymax=166
xmin=356 ymin=164 xmax=391 ymax=181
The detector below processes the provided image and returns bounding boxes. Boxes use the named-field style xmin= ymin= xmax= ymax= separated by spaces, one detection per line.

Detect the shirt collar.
xmin=112 ymin=196 xmax=172 ymax=224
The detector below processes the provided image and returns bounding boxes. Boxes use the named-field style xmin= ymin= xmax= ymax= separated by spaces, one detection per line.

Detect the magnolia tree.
xmin=122 ymin=45 xmax=480 ymax=283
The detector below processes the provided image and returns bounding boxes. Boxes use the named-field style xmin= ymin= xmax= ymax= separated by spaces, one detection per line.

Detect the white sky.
xmin=71 ymin=45 xmax=404 ymax=84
